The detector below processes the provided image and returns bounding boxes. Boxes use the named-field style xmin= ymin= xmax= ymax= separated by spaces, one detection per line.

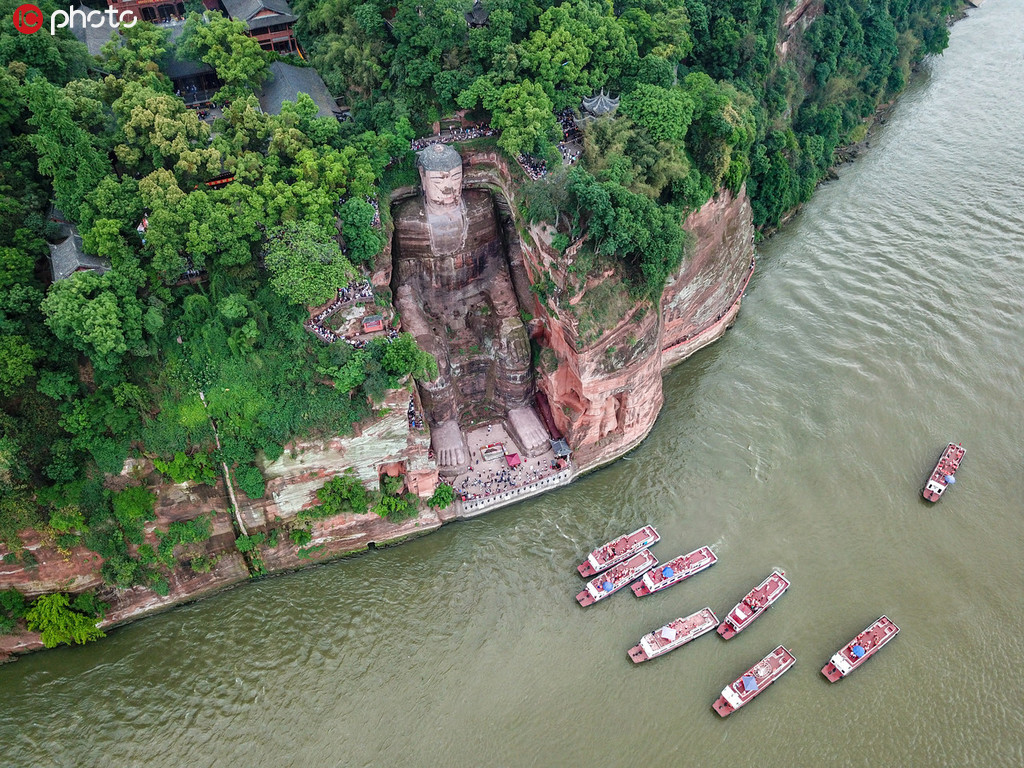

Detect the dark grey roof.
xmin=259 ymin=61 xmax=337 ymax=118
xmin=551 ymin=438 xmax=571 ymax=458
xmin=69 ymin=4 xmax=120 ymax=56
xmin=465 ymin=0 xmax=489 ymax=26
xmin=221 ymin=0 xmax=296 ymax=29
xmin=48 ymin=228 xmax=110 ymax=282
xmin=417 ymin=143 xmax=462 ymax=172
xmin=582 ymin=90 xmax=620 ymax=117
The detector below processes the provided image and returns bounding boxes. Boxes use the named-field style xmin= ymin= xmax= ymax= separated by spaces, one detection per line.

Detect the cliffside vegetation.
xmin=1 ymin=0 xmax=958 ymax=631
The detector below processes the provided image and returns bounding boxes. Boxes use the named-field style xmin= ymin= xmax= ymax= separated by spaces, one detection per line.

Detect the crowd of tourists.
xmin=368 ymin=197 xmax=381 ymax=228
xmin=408 ymin=397 xmax=423 ymax=430
xmin=454 ymin=455 xmax=563 ymax=501
xmin=304 ymin=280 xmax=376 ymax=344
xmin=557 ymin=108 xmax=582 ymax=143
xmin=410 ymin=124 xmax=498 ymax=151
xmin=516 ymin=153 xmax=548 ymax=180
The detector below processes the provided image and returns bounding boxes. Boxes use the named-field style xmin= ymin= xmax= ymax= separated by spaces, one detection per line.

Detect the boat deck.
xmin=632 ymin=546 xmax=716 ymax=596
xmin=822 ymin=615 xmax=900 ymax=681
xmin=577 ymin=550 xmax=658 ymax=606
xmin=718 ymin=570 xmax=789 ymax=638
xmin=922 ymin=442 xmax=964 ymax=501
xmin=628 ymin=607 xmax=718 ymax=662
xmin=577 ymin=525 xmax=659 ymax=577
xmin=713 ymin=645 xmax=796 ymax=716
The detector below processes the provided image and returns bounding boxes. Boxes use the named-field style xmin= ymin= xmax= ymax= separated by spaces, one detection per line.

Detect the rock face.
xmin=391 ymin=187 xmax=533 ymax=429
xmin=456 ymin=149 xmax=755 ymax=470
xmin=0 ymin=471 xmax=248 ymax=660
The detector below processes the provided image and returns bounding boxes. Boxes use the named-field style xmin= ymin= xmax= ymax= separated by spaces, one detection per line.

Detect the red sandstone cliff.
xmin=459 ymin=148 xmax=754 ymax=470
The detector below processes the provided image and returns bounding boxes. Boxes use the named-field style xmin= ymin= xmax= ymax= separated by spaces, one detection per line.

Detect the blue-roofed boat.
xmin=822 ymin=616 xmax=900 ymax=681
xmin=922 ymin=442 xmax=964 ymax=502
xmin=576 ymin=550 xmax=658 ymax=607
xmin=712 ymin=645 xmax=796 ymax=717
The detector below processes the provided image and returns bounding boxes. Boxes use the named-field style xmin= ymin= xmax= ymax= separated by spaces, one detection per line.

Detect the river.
xmin=3 ymin=2 xmax=1023 ymax=765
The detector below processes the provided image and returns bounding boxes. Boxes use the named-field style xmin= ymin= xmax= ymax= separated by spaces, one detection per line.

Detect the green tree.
xmin=491 ymin=80 xmax=558 ymax=157
xmin=339 ymin=198 xmax=384 ymax=265
xmin=25 ymin=79 xmax=111 ymax=222
xmin=0 ymin=335 xmax=38 ymax=396
xmin=263 ymin=221 xmax=356 ymax=306
xmin=427 ymin=483 xmax=454 ymax=510
xmin=41 ymin=272 xmax=136 ymax=371
xmin=179 ymin=11 xmax=269 ymax=102
xmin=24 ymin=592 xmax=106 ymax=648
xmin=101 ymin=20 xmax=170 ymax=84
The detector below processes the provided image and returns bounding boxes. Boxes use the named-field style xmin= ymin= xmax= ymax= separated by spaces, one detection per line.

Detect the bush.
xmin=24 ymin=593 xmax=106 ymax=648
xmin=299 ymin=472 xmax=370 ymax=521
xmin=235 ymin=532 xmax=266 ymax=553
xmin=153 ymin=451 xmax=218 ymax=486
xmin=234 ymin=464 xmax=266 ymax=499
xmin=427 ymin=483 xmax=454 ymax=510
xmin=189 ymin=555 xmax=216 ymax=573
xmin=289 ymin=527 xmax=312 ymax=546
xmin=0 ymin=588 xmax=27 ymax=634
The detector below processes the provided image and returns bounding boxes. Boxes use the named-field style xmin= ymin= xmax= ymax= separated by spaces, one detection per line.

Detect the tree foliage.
xmin=263 ymin=221 xmax=357 ymax=307
xmin=25 ymin=592 xmax=106 ymax=648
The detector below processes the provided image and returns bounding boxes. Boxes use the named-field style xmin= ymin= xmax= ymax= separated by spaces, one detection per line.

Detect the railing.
xmin=454 ymin=466 xmax=574 ymax=518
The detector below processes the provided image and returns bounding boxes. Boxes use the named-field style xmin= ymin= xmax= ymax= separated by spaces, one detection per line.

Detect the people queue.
xmin=410 ymin=124 xmax=497 ymax=151
xmin=305 ymin=280 xmax=382 ymax=346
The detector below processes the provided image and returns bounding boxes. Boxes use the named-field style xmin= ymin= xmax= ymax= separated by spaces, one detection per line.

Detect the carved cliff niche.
xmin=391 ymin=146 xmax=537 ymax=452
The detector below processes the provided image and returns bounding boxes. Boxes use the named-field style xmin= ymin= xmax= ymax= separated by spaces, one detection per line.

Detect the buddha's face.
xmin=421 ymin=164 xmax=463 ymax=208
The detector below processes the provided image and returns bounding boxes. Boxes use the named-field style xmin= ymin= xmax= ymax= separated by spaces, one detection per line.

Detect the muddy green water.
xmin=3 ymin=3 xmax=1024 ymax=766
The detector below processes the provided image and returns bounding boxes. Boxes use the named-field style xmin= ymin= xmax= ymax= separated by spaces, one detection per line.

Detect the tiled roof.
xmin=259 ymin=61 xmax=337 ymax=118
xmin=48 ymin=228 xmax=110 ymax=282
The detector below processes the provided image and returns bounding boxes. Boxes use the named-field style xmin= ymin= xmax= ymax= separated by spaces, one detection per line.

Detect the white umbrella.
xmin=659 ymin=626 xmax=678 ymax=642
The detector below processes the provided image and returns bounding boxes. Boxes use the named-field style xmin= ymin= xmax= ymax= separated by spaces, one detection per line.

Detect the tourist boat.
xmin=577 ymin=525 xmax=660 ymax=577
xmin=576 ymin=550 xmax=658 ymax=607
xmin=922 ymin=442 xmax=965 ymax=502
xmin=821 ymin=615 xmax=900 ymax=681
xmin=631 ymin=545 xmax=717 ymax=597
xmin=712 ymin=645 xmax=796 ymax=717
xmin=627 ymin=607 xmax=719 ymax=663
xmin=717 ymin=570 xmax=790 ymax=639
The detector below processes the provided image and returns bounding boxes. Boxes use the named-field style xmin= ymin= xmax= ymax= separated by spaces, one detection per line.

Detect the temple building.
xmin=220 ymin=0 xmax=299 ymax=53
xmin=107 ymin=0 xmax=298 ymax=53
xmin=465 ymin=0 xmax=489 ymax=27
xmin=48 ymin=229 xmax=110 ymax=283
xmin=581 ymin=89 xmax=620 ymax=120
xmin=259 ymin=61 xmax=341 ymax=119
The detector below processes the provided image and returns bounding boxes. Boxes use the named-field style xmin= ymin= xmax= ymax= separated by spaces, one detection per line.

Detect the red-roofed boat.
xmin=922 ymin=442 xmax=965 ymax=502
xmin=631 ymin=545 xmax=716 ymax=597
xmin=577 ymin=525 xmax=659 ymax=577
xmin=576 ymin=550 xmax=658 ymax=607
xmin=628 ymin=607 xmax=718 ymax=663
xmin=717 ymin=570 xmax=790 ymax=639
xmin=822 ymin=615 xmax=900 ymax=681
xmin=712 ymin=645 xmax=795 ymax=716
